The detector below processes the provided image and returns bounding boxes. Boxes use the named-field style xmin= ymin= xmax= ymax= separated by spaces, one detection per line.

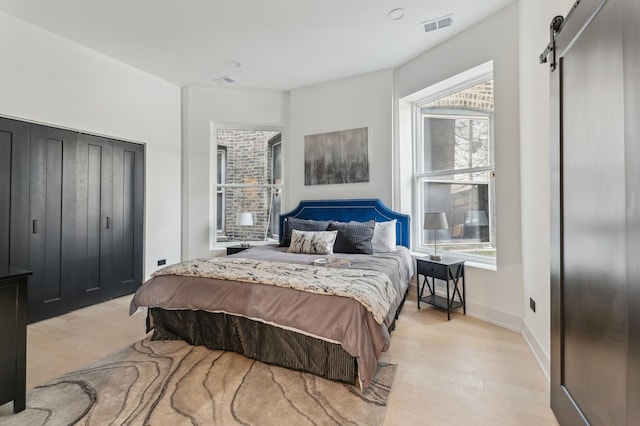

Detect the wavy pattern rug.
xmin=0 ymin=337 xmax=396 ymax=425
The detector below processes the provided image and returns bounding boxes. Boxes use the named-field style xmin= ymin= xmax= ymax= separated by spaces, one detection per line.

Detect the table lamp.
xmin=236 ymin=212 xmax=253 ymax=247
xmin=424 ymin=212 xmax=448 ymax=261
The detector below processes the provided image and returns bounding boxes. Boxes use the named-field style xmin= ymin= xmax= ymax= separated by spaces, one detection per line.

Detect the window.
xmin=414 ymin=75 xmax=496 ymax=263
xmin=213 ymin=128 xmax=283 ymax=245
xmin=216 ymin=147 xmax=226 ymax=234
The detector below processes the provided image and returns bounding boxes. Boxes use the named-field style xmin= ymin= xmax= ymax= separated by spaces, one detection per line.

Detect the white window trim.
xmin=208 ymin=122 xmax=285 ymax=250
xmin=411 ymin=67 xmax=496 ymax=266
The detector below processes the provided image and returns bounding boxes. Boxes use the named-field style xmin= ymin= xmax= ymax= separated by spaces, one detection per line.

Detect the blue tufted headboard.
xmin=279 ymin=199 xmax=410 ymax=248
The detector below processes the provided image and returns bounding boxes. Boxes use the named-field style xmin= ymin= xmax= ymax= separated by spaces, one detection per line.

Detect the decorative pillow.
xmin=287 ymin=230 xmax=338 ymax=255
xmin=327 ymin=220 xmax=375 ymax=254
xmin=279 ymin=217 xmax=331 ymax=247
xmin=372 ymin=219 xmax=397 ymax=253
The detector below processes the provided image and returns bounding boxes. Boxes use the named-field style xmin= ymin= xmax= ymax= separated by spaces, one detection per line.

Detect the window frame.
xmin=209 ymin=123 xmax=285 ymax=249
xmin=216 ymin=146 xmax=227 ymax=234
xmin=412 ymin=71 xmax=496 ymax=266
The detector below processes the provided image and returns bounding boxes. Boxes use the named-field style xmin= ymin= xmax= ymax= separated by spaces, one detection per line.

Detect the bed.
xmin=130 ymin=199 xmax=412 ymax=389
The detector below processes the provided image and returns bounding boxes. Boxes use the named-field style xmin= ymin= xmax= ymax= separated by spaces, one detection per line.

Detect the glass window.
xmin=414 ymin=78 xmax=496 ymax=263
xmin=214 ymin=129 xmax=283 ymax=244
xmin=216 ymin=147 xmax=226 ymax=233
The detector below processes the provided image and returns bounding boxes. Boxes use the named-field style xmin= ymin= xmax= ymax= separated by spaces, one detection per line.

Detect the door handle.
xmin=106 ymin=216 xmax=111 ymax=229
xmin=32 ymin=219 xmax=37 ymax=234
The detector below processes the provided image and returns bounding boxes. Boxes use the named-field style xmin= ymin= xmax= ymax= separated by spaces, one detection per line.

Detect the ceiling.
xmin=0 ymin=0 xmax=514 ymax=91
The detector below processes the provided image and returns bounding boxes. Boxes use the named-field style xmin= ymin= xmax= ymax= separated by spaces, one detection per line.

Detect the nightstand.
xmin=0 ymin=268 xmax=31 ymax=413
xmin=226 ymin=245 xmax=249 ymax=255
xmin=416 ymin=257 xmax=465 ymax=320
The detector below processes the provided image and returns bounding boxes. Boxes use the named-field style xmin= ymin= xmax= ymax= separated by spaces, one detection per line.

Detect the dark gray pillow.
xmin=327 ymin=220 xmax=375 ymax=254
xmin=279 ymin=217 xmax=331 ymax=247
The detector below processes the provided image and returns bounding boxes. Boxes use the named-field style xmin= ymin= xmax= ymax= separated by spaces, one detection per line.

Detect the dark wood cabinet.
xmin=0 ymin=117 xmax=144 ymax=323
xmin=0 ymin=268 xmax=30 ymax=413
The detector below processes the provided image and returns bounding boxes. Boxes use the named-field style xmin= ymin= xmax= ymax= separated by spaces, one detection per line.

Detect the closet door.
xmin=0 ymin=118 xmax=29 ymax=271
xmin=75 ymin=134 xmax=113 ymax=307
xmin=28 ymin=125 xmax=76 ymax=322
xmin=112 ymin=140 xmax=144 ymax=296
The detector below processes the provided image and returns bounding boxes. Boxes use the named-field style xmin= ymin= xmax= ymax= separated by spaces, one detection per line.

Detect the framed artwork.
xmin=304 ymin=127 xmax=369 ymax=185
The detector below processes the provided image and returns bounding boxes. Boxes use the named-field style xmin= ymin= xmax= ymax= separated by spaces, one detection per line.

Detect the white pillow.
xmin=288 ymin=230 xmax=338 ymax=255
xmin=371 ymin=220 xmax=397 ymax=253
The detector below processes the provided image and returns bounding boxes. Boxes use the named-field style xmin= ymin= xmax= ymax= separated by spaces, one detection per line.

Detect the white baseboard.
xmin=464 ymin=301 xmax=521 ymax=332
xmin=521 ymin=320 xmax=550 ymax=382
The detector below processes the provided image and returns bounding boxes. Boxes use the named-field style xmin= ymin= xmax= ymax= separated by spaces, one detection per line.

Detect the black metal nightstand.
xmin=416 ymin=257 xmax=465 ymax=320
xmin=226 ymin=245 xmax=249 ymax=255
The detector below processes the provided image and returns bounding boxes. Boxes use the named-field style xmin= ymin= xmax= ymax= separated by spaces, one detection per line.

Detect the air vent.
xmin=212 ymin=75 xmax=237 ymax=84
xmin=422 ymin=14 xmax=454 ymax=33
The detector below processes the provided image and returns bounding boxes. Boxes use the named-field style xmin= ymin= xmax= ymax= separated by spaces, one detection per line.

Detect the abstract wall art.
xmin=304 ymin=127 xmax=369 ymax=185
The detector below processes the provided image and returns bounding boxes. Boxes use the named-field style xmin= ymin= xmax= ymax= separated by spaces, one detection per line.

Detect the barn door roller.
xmin=539 ymin=15 xmax=565 ymax=71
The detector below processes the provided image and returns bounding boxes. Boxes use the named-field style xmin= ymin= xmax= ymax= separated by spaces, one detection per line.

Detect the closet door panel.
xmin=28 ymin=125 xmax=76 ymax=322
xmin=0 ymin=130 xmax=11 ymax=269
xmin=112 ymin=141 xmax=143 ymax=294
xmin=0 ymin=118 xmax=29 ymax=270
xmin=76 ymin=134 xmax=112 ymax=306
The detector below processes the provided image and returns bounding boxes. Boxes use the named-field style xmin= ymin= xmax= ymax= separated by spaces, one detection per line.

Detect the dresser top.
xmin=0 ymin=267 xmax=32 ymax=281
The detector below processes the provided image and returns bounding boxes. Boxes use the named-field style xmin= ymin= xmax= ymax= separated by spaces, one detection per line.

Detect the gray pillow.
xmin=327 ymin=220 xmax=375 ymax=254
xmin=279 ymin=217 xmax=331 ymax=247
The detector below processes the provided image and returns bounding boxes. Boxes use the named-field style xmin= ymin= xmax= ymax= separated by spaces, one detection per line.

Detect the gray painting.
xmin=304 ymin=127 xmax=369 ymax=185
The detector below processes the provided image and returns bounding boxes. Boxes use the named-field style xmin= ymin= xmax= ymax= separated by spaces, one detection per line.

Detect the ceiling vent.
xmin=422 ymin=14 xmax=454 ymax=33
xmin=212 ymin=75 xmax=237 ymax=84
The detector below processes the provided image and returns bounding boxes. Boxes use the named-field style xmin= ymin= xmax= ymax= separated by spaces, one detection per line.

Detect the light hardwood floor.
xmin=24 ymin=295 xmax=558 ymax=426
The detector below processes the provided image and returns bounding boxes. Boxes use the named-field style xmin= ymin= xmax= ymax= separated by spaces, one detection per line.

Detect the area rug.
xmin=0 ymin=337 xmax=396 ymax=425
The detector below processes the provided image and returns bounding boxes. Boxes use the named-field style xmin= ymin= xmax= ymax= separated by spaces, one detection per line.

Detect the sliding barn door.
xmin=548 ymin=0 xmax=640 ymax=424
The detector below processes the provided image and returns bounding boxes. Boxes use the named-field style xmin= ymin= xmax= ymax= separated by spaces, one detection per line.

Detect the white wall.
xmin=518 ymin=0 xmax=576 ymax=378
xmin=181 ymin=86 xmax=288 ymax=260
xmin=0 ymin=11 xmax=182 ymax=279
xmin=287 ymin=69 xmax=394 ymax=210
xmin=394 ymin=4 xmax=524 ymax=330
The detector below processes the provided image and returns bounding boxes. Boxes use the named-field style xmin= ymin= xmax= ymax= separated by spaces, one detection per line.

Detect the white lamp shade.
xmin=423 ymin=212 xmax=448 ymax=230
xmin=236 ymin=212 xmax=254 ymax=226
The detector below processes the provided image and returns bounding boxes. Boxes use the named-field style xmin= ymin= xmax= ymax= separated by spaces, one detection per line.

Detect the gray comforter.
xmin=130 ymin=245 xmax=413 ymax=389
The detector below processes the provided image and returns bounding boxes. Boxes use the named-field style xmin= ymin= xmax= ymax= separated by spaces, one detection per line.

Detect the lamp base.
xmin=429 ymin=254 xmax=443 ymax=261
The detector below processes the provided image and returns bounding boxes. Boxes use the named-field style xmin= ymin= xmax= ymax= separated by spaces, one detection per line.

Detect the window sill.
xmin=410 ymin=250 xmax=497 ymax=272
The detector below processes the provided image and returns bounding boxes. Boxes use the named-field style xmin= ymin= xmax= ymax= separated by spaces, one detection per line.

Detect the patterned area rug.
xmin=0 ymin=337 xmax=396 ymax=425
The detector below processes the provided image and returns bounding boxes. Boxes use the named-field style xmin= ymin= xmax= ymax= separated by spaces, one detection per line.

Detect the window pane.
xmin=214 ymin=129 xmax=283 ymax=243
xmin=272 ymin=142 xmax=281 ymax=184
xmin=216 ymin=193 xmax=223 ymax=231
xmin=421 ymin=177 xmax=495 ymax=258
xmin=216 ymin=186 xmax=282 ymax=242
xmin=423 ymin=116 xmax=490 ymax=172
